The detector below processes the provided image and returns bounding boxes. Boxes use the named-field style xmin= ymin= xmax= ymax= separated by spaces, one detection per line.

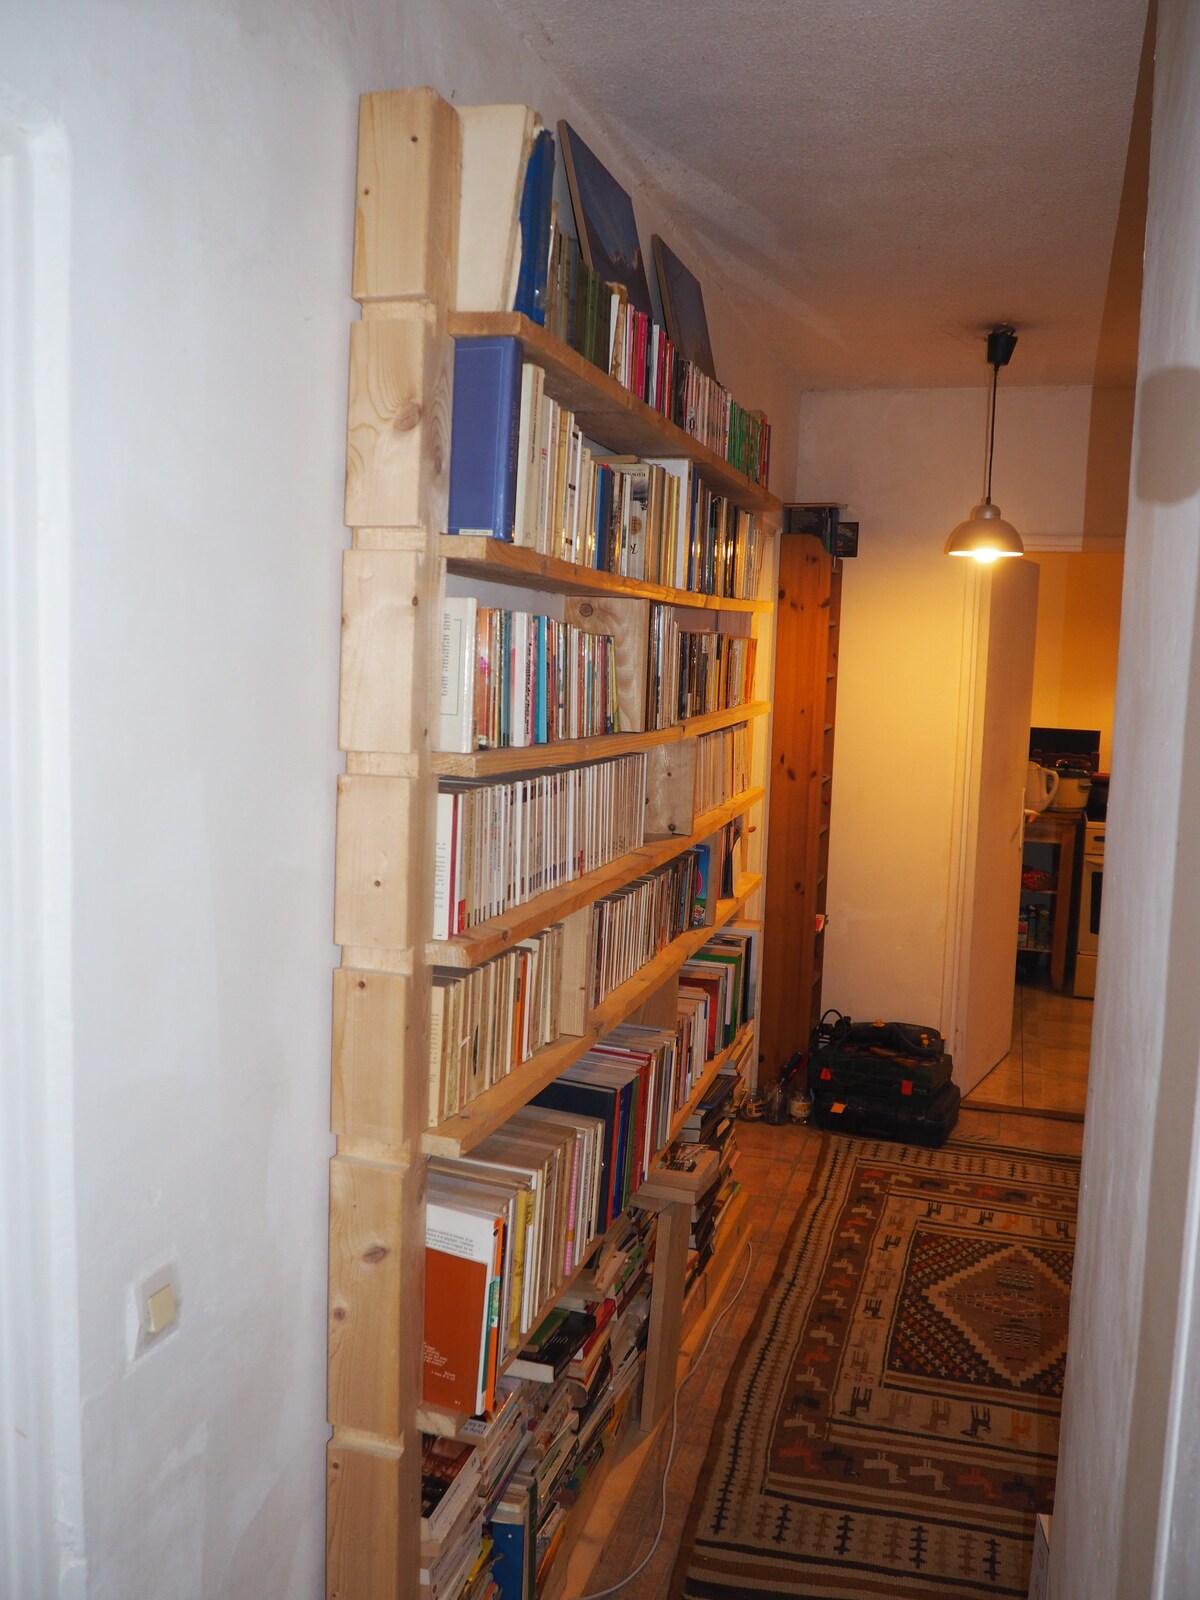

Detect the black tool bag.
xmin=809 ymin=1011 xmax=951 ymax=1101
xmin=811 ymin=1079 xmax=961 ymax=1148
xmin=811 ymin=1049 xmax=953 ymax=1103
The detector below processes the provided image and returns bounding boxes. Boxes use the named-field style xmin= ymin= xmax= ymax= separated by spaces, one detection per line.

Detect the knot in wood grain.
xmin=362 ymin=1244 xmax=388 ymax=1264
xmin=392 ymin=399 xmax=422 ymax=432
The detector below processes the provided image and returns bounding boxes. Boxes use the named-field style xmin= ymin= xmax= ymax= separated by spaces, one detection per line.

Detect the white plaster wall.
xmin=0 ymin=2 xmax=802 ymax=1595
xmin=796 ymin=385 xmax=1128 ymax=1032
xmin=1054 ymin=1 xmax=1200 ymax=1594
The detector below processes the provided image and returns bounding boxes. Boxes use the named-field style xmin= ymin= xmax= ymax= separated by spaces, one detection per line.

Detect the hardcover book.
xmin=448 ymin=336 xmax=522 ymax=541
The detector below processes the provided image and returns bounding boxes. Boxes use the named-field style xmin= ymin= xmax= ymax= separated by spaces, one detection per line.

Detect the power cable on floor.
xmin=575 ymin=1237 xmax=755 ymax=1600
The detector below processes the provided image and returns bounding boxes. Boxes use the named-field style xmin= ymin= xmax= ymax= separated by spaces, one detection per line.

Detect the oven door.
xmin=1073 ymin=848 xmax=1103 ymax=997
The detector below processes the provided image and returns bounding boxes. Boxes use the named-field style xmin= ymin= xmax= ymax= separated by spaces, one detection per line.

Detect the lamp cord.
xmin=985 ymin=360 xmax=999 ymax=505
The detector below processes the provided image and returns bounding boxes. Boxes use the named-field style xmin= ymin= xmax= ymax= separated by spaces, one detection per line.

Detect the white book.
xmin=439 ymin=596 xmax=478 ymax=754
xmin=455 ymin=105 xmax=537 ymax=313
xmin=646 ymin=457 xmax=694 ymax=591
xmin=513 ymin=364 xmax=538 ymax=547
xmin=433 ymin=791 xmax=456 ymax=941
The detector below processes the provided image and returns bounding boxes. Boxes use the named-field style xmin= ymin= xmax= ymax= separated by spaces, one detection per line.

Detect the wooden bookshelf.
xmin=421 ymin=875 xmax=763 ymax=1158
xmin=448 ymin=312 xmax=781 ymax=515
xmin=428 ymin=786 xmax=764 ymax=968
xmin=328 ymin=88 xmax=780 ymax=1600
xmin=431 ymin=701 xmax=770 ymax=779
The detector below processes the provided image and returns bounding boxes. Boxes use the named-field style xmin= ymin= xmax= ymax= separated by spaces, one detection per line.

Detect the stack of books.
xmin=680 ymin=926 xmax=759 ymax=1058
xmin=420 ymin=1433 xmax=489 ymax=1600
xmin=432 ymin=751 xmax=648 ymax=939
xmin=487 ymin=1208 xmax=656 ymax=1599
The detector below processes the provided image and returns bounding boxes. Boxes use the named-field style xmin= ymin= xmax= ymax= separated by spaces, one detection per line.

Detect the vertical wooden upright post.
xmin=327 ymin=88 xmax=461 ymax=1600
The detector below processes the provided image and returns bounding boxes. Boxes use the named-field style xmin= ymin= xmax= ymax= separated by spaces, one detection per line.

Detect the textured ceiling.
xmin=491 ymin=0 xmax=1150 ymax=387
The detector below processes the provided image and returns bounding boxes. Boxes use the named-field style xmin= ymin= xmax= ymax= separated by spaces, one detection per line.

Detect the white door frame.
xmin=0 ymin=86 xmax=86 ymax=1599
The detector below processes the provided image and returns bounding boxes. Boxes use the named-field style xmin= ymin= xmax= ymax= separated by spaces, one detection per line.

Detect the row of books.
xmin=489 ymin=1209 xmax=655 ymax=1598
xmin=584 ymin=850 xmax=704 ymax=1016
xmin=694 ymin=723 xmax=753 ymax=814
xmin=646 ymin=608 xmax=759 ymax=729
xmin=680 ymin=926 xmax=759 ymax=1062
xmin=430 ymin=927 xmax=564 ymax=1128
xmin=424 ymin=1107 xmax=613 ymax=1418
xmin=432 ymin=753 xmax=647 ymax=939
xmin=440 ymin=596 xmax=620 ymax=754
xmin=542 ymin=218 xmax=771 ymax=485
xmin=506 ymin=361 xmax=767 ymax=602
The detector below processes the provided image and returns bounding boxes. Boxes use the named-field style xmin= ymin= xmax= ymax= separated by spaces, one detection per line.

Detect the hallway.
xmin=968 ymin=982 xmax=1092 ymax=1118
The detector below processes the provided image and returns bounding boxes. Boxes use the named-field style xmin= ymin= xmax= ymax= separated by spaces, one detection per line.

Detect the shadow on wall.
xmin=1136 ymin=369 xmax=1200 ymax=504
xmin=1082 ymin=0 xmax=1154 ymax=544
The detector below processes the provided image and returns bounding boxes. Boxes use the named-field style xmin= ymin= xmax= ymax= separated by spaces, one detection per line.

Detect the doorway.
xmin=967 ymin=548 xmax=1127 ymax=1117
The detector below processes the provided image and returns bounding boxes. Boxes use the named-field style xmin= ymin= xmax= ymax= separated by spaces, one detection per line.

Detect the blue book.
xmin=535 ymin=615 xmax=548 ymax=744
xmin=490 ymin=1502 xmax=528 ymax=1600
xmin=593 ymin=464 xmax=613 ymax=572
xmin=448 ymin=337 xmax=522 ymax=541
xmin=513 ymin=129 xmax=555 ymax=325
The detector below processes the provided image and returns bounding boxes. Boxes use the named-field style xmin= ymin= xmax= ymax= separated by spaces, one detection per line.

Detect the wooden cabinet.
xmin=758 ymin=533 xmax=842 ymax=1082
xmin=327 ymin=89 xmax=781 ymax=1598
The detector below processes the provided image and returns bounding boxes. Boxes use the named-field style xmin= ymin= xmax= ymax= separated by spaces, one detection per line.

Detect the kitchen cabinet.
xmin=1019 ymin=810 xmax=1084 ymax=991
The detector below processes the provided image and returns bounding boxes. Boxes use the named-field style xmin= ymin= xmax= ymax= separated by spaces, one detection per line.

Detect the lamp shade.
xmin=944 ymin=501 xmax=1024 ymax=561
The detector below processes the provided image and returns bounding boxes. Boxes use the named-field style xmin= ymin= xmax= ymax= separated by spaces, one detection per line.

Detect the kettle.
xmin=1026 ymin=762 xmax=1059 ymax=812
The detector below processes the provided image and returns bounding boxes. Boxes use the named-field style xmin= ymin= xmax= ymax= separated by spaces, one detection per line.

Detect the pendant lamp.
xmin=945 ymin=325 xmax=1024 ymax=561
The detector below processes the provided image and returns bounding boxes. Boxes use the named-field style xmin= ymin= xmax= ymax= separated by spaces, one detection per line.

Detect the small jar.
xmin=763 ymin=1081 xmax=786 ymax=1125
xmin=788 ymin=1084 xmax=813 ymax=1123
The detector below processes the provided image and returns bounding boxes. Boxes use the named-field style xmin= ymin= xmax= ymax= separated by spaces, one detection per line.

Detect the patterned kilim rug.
xmin=671 ymin=1134 xmax=1079 ymax=1600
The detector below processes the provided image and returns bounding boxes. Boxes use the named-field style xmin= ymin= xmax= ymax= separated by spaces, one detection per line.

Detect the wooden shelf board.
xmin=421 ymin=875 xmax=763 ymax=1157
xmin=439 ymin=535 xmax=771 ymax=613
xmin=447 ymin=313 xmax=781 ymax=515
xmin=432 ymin=702 xmax=771 ymax=779
xmin=428 ymin=788 xmax=765 ymax=969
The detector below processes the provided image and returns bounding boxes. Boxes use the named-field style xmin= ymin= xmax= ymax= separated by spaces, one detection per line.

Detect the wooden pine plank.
xmin=432 ymin=701 xmax=771 ymax=778
xmin=345 ymin=312 xmax=454 ymax=531
xmin=564 ymin=596 xmax=649 ymax=735
xmin=426 ymin=788 xmax=763 ymax=970
xmin=339 ymin=549 xmax=424 ymax=755
xmin=438 ymin=535 xmax=771 ymax=612
xmin=644 ymin=741 xmax=699 ymax=839
xmin=638 ymin=1197 xmax=690 ymax=1430
xmin=421 ymin=875 xmax=762 ymax=1157
xmin=334 ymin=775 xmax=419 ymax=951
xmin=448 ymin=313 xmax=781 ymax=514
xmin=329 ymin=1154 xmax=422 ymax=1437
xmin=353 ymin=89 xmax=461 ymax=306
xmin=332 ymin=970 xmax=412 ymax=1144
xmin=326 ymin=1433 xmax=410 ymax=1600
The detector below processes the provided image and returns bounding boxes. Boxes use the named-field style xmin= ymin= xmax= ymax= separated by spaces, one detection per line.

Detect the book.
xmin=421 ymin=1434 xmax=481 ymax=1544
xmin=423 ymin=1195 xmax=504 ymax=1414
xmin=514 ymin=127 xmax=556 ymax=323
xmin=506 ymin=1309 xmax=596 ymax=1382
xmin=449 ymin=336 xmax=522 ymax=541
xmin=440 ymin=595 xmax=479 ymax=754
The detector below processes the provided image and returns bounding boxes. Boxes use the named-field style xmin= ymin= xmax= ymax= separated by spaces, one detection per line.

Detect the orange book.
xmin=423 ymin=1248 xmax=490 ymax=1414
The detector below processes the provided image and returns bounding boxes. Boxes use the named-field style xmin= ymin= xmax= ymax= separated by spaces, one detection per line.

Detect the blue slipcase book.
xmin=448 ymin=336 xmax=522 ymax=541
xmin=514 ymin=128 xmax=555 ymax=325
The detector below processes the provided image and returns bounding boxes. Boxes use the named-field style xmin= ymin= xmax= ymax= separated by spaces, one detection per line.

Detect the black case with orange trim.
xmin=808 ymin=1049 xmax=954 ymax=1104
xmin=811 ymin=1079 xmax=961 ymax=1147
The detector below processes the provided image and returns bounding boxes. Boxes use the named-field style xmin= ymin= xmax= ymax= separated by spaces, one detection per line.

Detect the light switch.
xmin=146 ymin=1282 xmax=177 ymax=1334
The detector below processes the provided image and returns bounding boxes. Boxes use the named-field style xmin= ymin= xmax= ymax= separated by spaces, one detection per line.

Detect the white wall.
xmin=1055 ymin=1 xmax=1200 ymax=1594
xmin=0 ymin=2 xmax=802 ymax=1595
xmin=796 ymin=384 xmax=1130 ymax=1035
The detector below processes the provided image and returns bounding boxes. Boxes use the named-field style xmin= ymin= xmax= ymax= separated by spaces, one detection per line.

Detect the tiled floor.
xmin=567 ymin=1108 xmax=1083 ymax=1599
xmin=966 ymin=980 xmax=1093 ymax=1117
